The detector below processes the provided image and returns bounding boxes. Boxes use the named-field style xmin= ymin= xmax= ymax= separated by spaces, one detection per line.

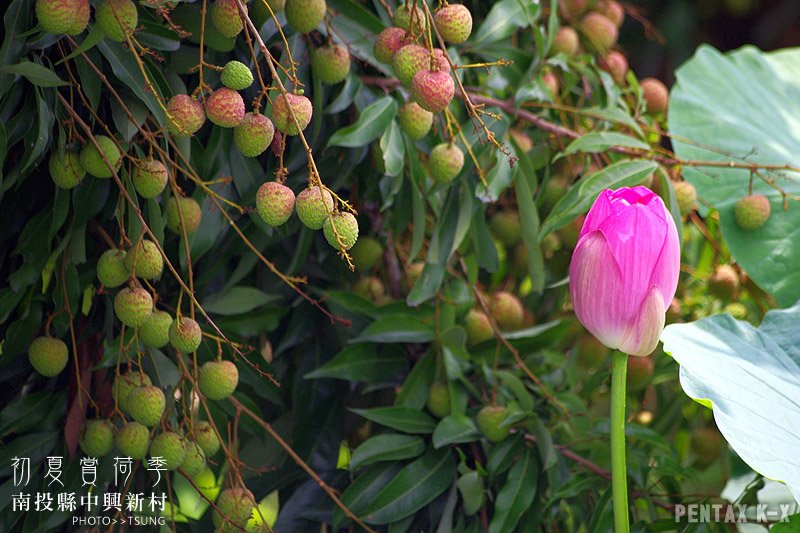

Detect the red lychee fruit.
xmin=578 ymin=12 xmax=618 ymax=53
xmin=374 ymin=27 xmax=411 ymax=65
xmin=411 ymin=69 xmax=455 ymax=113
xmin=434 ymin=4 xmax=473 ymax=44
xmin=640 ymin=77 xmax=669 ymax=115
xmin=256 ymin=181 xmax=295 ymax=227
xmin=272 ymin=93 xmax=313 ymax=136
xmin=234 ymin=112 xmax=275 ymax=157
xmin=205 ymin=87 xmax=245 ymax=128
xmin=166 ymin=94 xmax=206 ymax=136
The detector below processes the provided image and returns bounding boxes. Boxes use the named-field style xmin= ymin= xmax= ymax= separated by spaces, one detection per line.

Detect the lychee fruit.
xmin=734 ymin=194 xmax=771 ymax=231
xmin=599 ymin=50 xmax=628 ymax=84
xmin=124 ymin=239 xmax=163 ymax=280
xmin=542 ymin=70 xmax=559 ymax=95
xmin=398 ymin=101 xmax=433 ymax=140
xmin=489 ymin=211 xmax=522 ymax=247
xmin=256 ymin=181 xmax=295 ymax=227
xmin=392 ymin=3 xmax=427 ymax=33
xmin=133 ymin=158 xmax=168 ymax=199
xmin=465 ymin=309 xmax=493 ymax=345
xmin=490 ymin=291 xmax=524 ymax=331
xmin=323 ymin=212 xmax=359 ymax=250
xmin=404 ymin=261 xmax=424 ymax=289
xmin=353 ymin=277 xmax=386 ymax=301
xmin=96 ymin=0 xmax=137 ymax=42
xmin=558 ymin=0 xmax=588 ymax=20
xmin=350 ymin=237 xmax=383 ymax=271
xmin=36 ymin=0 xmax=80 ymax=34
xmin=234 ymin=112 xmax=275 ymax=157
xmin=126 ymin=385 xmax=166 ymax=427
xmin=724 ymin=302 xmax=748 ymax=320
xmin=272 ymin=93 xmax=313 ymax=135
xmin=626 ymin=355 xmax=654 ymax=393
xmin=49 ymin=149 xmax=85 ymax=189
xmin=166 ymin=94 xmax=206 ymax=136
xmin=393 ymin=45 xmax=449 ymax=87
xmin=211 ymin=0 xmax=244 ymax=38
xmin=28 ymin=336 xmax=69 ymax=377
xmin=80 ymin=135 xmax=122 ymax=178
xmin=594 ymin=0 xmax=624 ymax=28
xmin=411 ymin=69 xmax=454 ymax=113
xmin=205 ymin=87 xmax=245 ymax=128
xmin=180 ymin=441 xmax=207 ymax=477
xmin=640 ymin=77 xmax=669 ymax=115
xmin=79 ymin=420 xmax=115 ymax=457
xmin=708 ymin=264 xmax=739 ymax=300
xmin=114 ymin=287 xmax=154 ymax=327
xmin=426 ymin=382 xmax=451 ymax=418
xmin=551 ymin=26 xmax=580 ymax=55
xmin=169 ymin=316 xmax=202 ymax=353
xmin=312 ymin=43 xmax=351 ymax=85
xmin=193 ymin=421 xmax=221 ymax=456
xmin=374 ymin=27 xmax=410 ymax=65
xmin=138 ymin=310 xmax=173 ymax=349
xmin=166 ymin=196 xmax=202 ymax=234
xmin=578 ymin=12 xmax=618 ymax=54
xmin=220 ymin=60 xmax=253 ymax=91
xmin=198 ymin=360 xmax=239 ymax=401
xmin=116 ymin=421 xmax=150 ymax=460
xmin=434 ymin=4 xmax=473 ymax=44
xmin=673 ymin=181 xmax=697 ymax=216
xmin=476 ymin=405 xmax=510 ymax=443
xmin=285 ymin=0 xmax=326 ymax=34
xmin=428 ymin=143 xmax=464 ymax=183
xmin=97 ymin=249 xmax=129 ymax=288
xmin=66 ymin=0 xmax=90 ymax=35
xmin=213 ymin=487 xmax=256 ymax=530
xmin=295 ymin=185 xmax=334 ymax=230
xmin=691 ymin=427 xmax=725 ymax=466
xmin=576 ymin=335 xmax=608 ymax=367
xmin=112 ymin=372 xmax=152 ymax=411
xmin=149 ymin=431 xmax=187 ymax=470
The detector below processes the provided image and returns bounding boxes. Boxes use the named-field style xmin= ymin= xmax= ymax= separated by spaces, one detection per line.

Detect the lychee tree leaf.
xmin=669 ymin=45 xmax=800 ymax=306
xmin=350 ymin=406 xmax=437 ymax=434
xmin=661 ymin=302 xmax=800 ymax=502
xmin=489 ymin=447 xmax=538 ymax=533
xmin=327 ymin=96 xmax=397 ymax=148
xmin=349 ymin=434 xmax=426 ymax=470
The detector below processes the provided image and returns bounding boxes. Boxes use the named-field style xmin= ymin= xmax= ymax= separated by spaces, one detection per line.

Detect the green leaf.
xmin=670 ymin=45 xmax=800 ymax=306
xmin=202 ymin=286 xmax=279 ymax=315
xmin=563 ymin=131 xmax=650 ymax=155
xmin=513 ymin=140 xmax=545 ymax=294
xmin=1 ymin=60 xmax=66 ymax=87
xmin=327 ymin=0 xmax=388 ymax=72
xmin=379 ymin=121 xmax=404 ymax=177
xmin=350 ymin=434 xmax=426 ymax=470
xmin=456 ymin=471 xmax=485 ymax=516
xmin=489 ymin=448 xmax=538 ymax=533
xmin=472 ymin=0 xmax=540 ymax=46
xmin=97 ymin=40 xmax=166 ymax=123
xmin=351 ymin=406 xmax=437 ymax=434
xmin=661 ymin=303 xmax=800 ymax=502
xmin=350 ymin=316 xmax=435 ymax=344
xmin=304 ymin=344 xmax=404 ymax=383
xmin=55 ymin=24 xmax=105 ymax=64
xmin=328 ymin=97 xmax=398 ymax=148
xmin=335 ymin=464 xmax=401 ymax=530
xmin=432 ymin=415 xmax=481 ymax=448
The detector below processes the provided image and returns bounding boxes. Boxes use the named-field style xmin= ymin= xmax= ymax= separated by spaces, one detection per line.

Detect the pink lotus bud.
xmin=569 ymin=186 xmax=680 ymax=356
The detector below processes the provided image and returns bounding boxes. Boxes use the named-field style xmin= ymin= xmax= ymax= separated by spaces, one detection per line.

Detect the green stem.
xmin=611 ymin=351 xmax=630 ymax=533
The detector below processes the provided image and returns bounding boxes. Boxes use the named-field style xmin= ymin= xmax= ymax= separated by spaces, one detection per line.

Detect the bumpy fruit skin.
xmin=412 ymin=69 xmax=455 ymax=113
xmin=640 ymin=77 xmax=669 ymax=115
xmin=673 ymin=181 xmax=697 ymax=216
xmin=234 ymin=113 xmax=275 ymax=157
xmin=578 ymin=12 xmax=618 ymax=54
xmin=428 ymin=143 xmax=464 ymax=183
xmin=256 ymin=181 xmax=295 ymax=227
xmin=169 ymin=317 xmax=202 ymax=353
xmin=97 ymin=249 xmax=129 ymax=287
xmin=36 ymin=0 xmax=79 ymax=34
xmin=576 ymin=335 xmax=608 ymax=367
xmin=476 ymin=406 xmax=510 ymax=443
xmin=133 ymin=159 xmax=168 ymax=198
xmin=80 ymin=420 xmax=115 ymax=457
xmin=211 ymin=0 xmax=244 ymax=38
xmin=166 ymin=196 xmax=202 ymax=234
xmin=149 ymin=431 xmax=187 ymax=470
xmin=124 ymin=239 xmax=163 ymax=280
xmin=112 ymin=372 xmax=152 ymax=411
xmin=350 ymin=237 xmax=383 ymax=271
xmin=491 ymin=291 xmax=524 ymax=331
xmin=199 ymin=360 xmax=239 ymax=400
xmin=393 ymin=4 xmax=426 ymax=33
xmin=312 ymin=43 xmax=351 ymax=85
xmin=138 ymin=310 xmax=173 ymax=348
xmin=434 ymin=4 xmax=473 ymax=44
xmin=558 ymin=0 xmax=588 ymax=20
xmin=551 ymin=26 xmax=580 ymax=55
xmin=272 ymin=93 xmax=313 ymax=135
xmin=28 ymin=336 xmax=69 ymax=377
xmin=181 ymin=442 xmax=207 ymax=477
xmin=600 ymin=50 xmax=628 ymax=84
xmin=323 ymin=212 xmax=359 ymax=250
xmin=96 ymin=0 xmax=138 ymax=42
xmin=465 ymin=309 xmax=493 ymax=345
xmin=66 ymin=0 xmax=90 ymax=35
xmin=220 ymin=60 xmax=254 ymax=90
xmin=708 ymin=264 xmax=739 ymax=300
xmin=116 ymin=421 xmax=150 ymax=460
xmin=49 ymin=149 xmax=85 ymax=189
xmin=114 ymin=287 xmax=154 ymax=327
xmin=691 ymin=427 xmax=725 ymax=466
xmin=193 ymin=421 xmax=220 ymax=456
xmin=595 ymin=0 xmax=624 ymax=28
xmin=80 ymin=135 xmax=122 ymax=178
xmin=626 ymin=355 xmax=654 ymax=393
xmin=285 ymin=0 xmax=326 ymax=34
xmin=214 ymin=488 xmax=256 ymax=531
xmin=374 ymin=27 xmax=410 ymax=64
xmin=167 ymin=95 xmax=206 ymax=136
xmin=205 ymin=88 xmax=245 ymax=128
xmin=295 ymin=186 xmax=334 ymax=230
xmin=398 ymin=101 xmax=433 ymax=140
xmin=489 ymin=211 xmax=522 ymax=247
xmin=393 ymin=45 xmax=449 ymax=87
xmin=426 ymin=382 xmax=451 ymax=418
xmin=734 ymin=194 xmax=771 ymax=231
xmin=126 ymin=385 xmax=166 ymax=427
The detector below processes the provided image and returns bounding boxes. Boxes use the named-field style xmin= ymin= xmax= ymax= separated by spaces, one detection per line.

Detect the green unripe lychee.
xmin=256 ymin=181 xmax=295 ymax=227
xmin=220 ymin=60 xmax=254 ymax=90
xmin=551 ymin=26 xmax=580 ymax=55
xmin=124 ymin=239 xmax=163 ymax=280
xmin=322 ymin=212 xmax=359 ymax=250
xmin=393 ymin=45 xmax=449 ymax=87
xmin=180 ymin=441 xmax=206 ymax=477
xmin=412 ymin=69 xmax=455 ymax=113
xmin=691 ymin=427 xmax=726 ymax=466
xmin=393 ymin=3 xmax=427 ymax=33
xmin=295 ymin=186 xmax=334 ymax=230
xmin=272 ymin=93 xmax=313 ymax=136
xmin=558 ymin=0 xmax=588 ymax=20
xmin=169 ymin=316 xmax=202 ymax=353
xmin=112 ymin=372 xmax=152 ymax=411
xmin=428 ymin=143 xmax=465 ymax=183
xmin=149 ymin=431 xmax=186 ymax=470
xmin=734 ymin=194 xmax=771 ymax=231
xmin=166 ymin=94 xmax=206 ymax=136
xmin=640 ymin=77 xmax=669 ymax=115
xmin=576 ymin=335 xmax=608 ymax=368
xmin=398 ymin=101 xmax=433 ymax=141
xmin=312 ymin=43 xmax=351 ymax=85
xmin=626 ymin=355 xmax=654 ymax=393
xmin=426 ymin=382 xmax=451 ymax=418
xmin=490 ymin=291 xmax=524 ymax=331
xmin=234 ymin=113 xmax=275 ymax=157
xmin=350 ymin=237 xmax=383 ymax=271
xmin=126 ymin=385 xmax=166 ymax=427
xmin=708 ymin=264 xmax=739 ymax=301
xmin=434 ymin=4 xmax=472 ymax=44
xmin=211 ymin=0 xmax=244 ymax=38
xmin=114 ymin=287 xmax=154 ymax=327
xmin=97 ymin=249 xmax=129 ymax=288
xmin=465 ymin=309 xmax=493 ymax=345
xmin=80 ymin=135 xmax=122 ymax=178
xmin=116 ymin=421 xmax=151 ymax=460
xmin=28 ymin=336 xmax=69 ymax=377
xmin=79 ymin=420 xmax=115 ymax=457
xmin=138 ymin=310 xmax=173 ymax=349
xmin=205 ymin=87 xmax=245 ymax=128
xmin=96 ymin=0 xmax=138 ymax=42
xmin=374 ymin=27 xmax=410 ymax=64
xmin=284 ymin=0 xmax=326 ymax=34
xmin=476 ymin=405 xmax=510 ymax=443
xmin=193 ymin=421 xmax=221 ymax=457
xmin=489 ymin=211 xmax=522 ymax=247
xmin=724 ymin=302 xmax=748 ymax=320
xmin=353 ymin=277 xmax=386 ymax=301
xmin=673 ymin=181 xmax=697 ymax=216
xmin=404 ymin=261 xmax=424 ymax=289
xmin=198 ymin=360 xmax=239 ymax=400
xmin=166 ymin=196 xmax=202 ymax=235
xmin=36 ymin=0 xmax=80 ymax=34
xmin=49 ymin=149 xmax=85 ymax=189
xmin=213 ymin=488 xmax=256 ymax=530
xmin=578 ymin=12 xmax=618 ymax=54
xmin=66 ymin=0 xmax=90 ymax=35
xmin=133 ymin=159 xmax=168 ymax=199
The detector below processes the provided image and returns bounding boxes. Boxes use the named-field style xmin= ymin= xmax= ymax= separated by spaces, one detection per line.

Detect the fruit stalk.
xmin=611 ymin=350 xmax=630 ymax=533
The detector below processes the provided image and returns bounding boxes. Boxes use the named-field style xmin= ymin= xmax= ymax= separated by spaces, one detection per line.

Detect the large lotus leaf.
xmin=669 ymin=45 xmax=800 ymax=306
xmin=661 ymin=303 xmax=800 ymax=502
